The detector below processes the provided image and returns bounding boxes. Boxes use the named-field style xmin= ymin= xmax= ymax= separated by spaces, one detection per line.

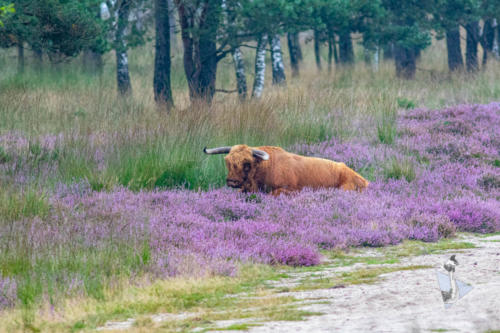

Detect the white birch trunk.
xmin=100 ymin=2 xmax=111 ymax=20
xmin=252 ymin=34 xmax=268 ymax=99
xmin=232 ymin=47 xmax=247 ymax=100
xmin=493 ymin=19 xmax=499 ymax=59
xmin=372 ymin=46 xmax=379 ymax=72
xmin=115 ymin=0 xmax=132 ymax=95
xmin=270 ymin=34 xmax=286 ymax=86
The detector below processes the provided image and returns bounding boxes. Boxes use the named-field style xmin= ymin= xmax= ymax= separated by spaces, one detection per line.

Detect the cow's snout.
xmin=226 ymin=179 xmax=241 ymax=188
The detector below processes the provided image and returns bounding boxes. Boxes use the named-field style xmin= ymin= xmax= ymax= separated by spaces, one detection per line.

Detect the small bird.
xmin=443 ymin=255 xmax=459 ymax=273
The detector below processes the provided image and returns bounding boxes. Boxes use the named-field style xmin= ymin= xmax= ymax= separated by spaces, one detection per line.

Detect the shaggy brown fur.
xmin=221 ymin=144 xmax=369 ymax=195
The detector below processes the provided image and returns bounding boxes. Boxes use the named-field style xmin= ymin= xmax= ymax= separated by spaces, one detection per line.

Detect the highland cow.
xmin=204 ymin=144 xmax=369 ymax=195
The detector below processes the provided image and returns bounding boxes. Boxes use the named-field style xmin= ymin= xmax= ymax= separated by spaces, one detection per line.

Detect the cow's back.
xmin=255 ymin=146 xmax=368 ymax=191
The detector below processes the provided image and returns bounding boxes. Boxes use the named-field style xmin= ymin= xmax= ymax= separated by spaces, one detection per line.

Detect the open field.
xmin=0 ymin=39 xmax=500 ymax=331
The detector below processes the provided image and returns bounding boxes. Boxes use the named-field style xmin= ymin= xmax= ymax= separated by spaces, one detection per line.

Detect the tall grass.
xmin=2 ymin=39 xmax=500 ymax=192
xmin=2 ymin=43 xmax=500 ymax=191
xmin=1 ymin=37 xmax=500 ymax=329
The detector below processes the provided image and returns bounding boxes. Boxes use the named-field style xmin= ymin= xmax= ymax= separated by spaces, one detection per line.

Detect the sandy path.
xmin=98 ymin=234 xmax=500 ymax=332
xmin=247 ymin=234 xmax=500 ymax=333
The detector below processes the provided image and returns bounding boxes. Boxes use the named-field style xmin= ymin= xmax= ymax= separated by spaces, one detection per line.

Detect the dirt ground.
xmin=245 ymin=234 xmax=500 ymax=333
xmin=98 ymin=233 xmax=500 ymax=333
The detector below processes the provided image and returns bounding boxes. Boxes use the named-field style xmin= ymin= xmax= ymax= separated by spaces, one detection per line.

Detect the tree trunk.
xmin=115 ymin=0 xmax=132 ymax=95
xmin=465 ymin=21 xmax=479 ymax=72
xmin=17 ymin=43 xmax=24 ymax=74
xmin=314 ymin=29 xmax=322 ymax=70
xmin=196 ymin=32 xmax=217 ymax=102
xmin=364 ymin=46 xmax=379 ymax=71
xmin=493 ymin=20 xmax=500 ymax=59
xmin=167 ymin=0 xmax=177 ymax=50
xmin=484 ymin=19 xmax=495 ymax=52
xmin=339 ymin=31 xmax=354 ymax=64
xmin=270 ymin=34 xmax=286 ymax=86
xmin=83 ymin=50 xmax=103 ymax=74
xmin=327 ymin=30 xmax=335 ymax=73
xmin=232 ymin=47 xmax=247 ymax=101
xmin=394 ymin=45 xmax=416 ymax=79
xmin=288 ymin=32 xmax=300 ymax=77
xmin=176 ymin=0 xmax=220 ymax=103
xmin=372 ymin=46 xmax=379 ymax=72
xmin=446 ymin=26 xmax=463 ymax=72
xmin=33 ymin=47 xmax=43 ymax=71
xmin=383 ymin=42 xmax=394 ymax=60
xmin=154 ymin=0 xmax=174 ymax=110
xmin=482 ymin=19 xmax=495 ymax=66
xmin=252 ymin=34 xmax=267 ymax=99
xmin=295 ymin=33 xmax=303 ymax=62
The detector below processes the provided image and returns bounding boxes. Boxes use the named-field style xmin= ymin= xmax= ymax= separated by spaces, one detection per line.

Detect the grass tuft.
xmin=397 ymin=97 xmax=417 ymax=109
xmin=383 ymin=158 xmax=416 ymax=182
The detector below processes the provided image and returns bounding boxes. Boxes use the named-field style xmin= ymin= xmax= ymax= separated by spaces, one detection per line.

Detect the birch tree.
xmin=232 ymin=47 xmax=247 ymax=100
xmin=115 ymin=0 xmax=132 ymax=95
xmin=252 ymin=34 xmax=267 ymax=99
xmin=223 ymin=0 xmax=247 ymax=101
xmin=270 ymin=34 xmax=286 ymax=86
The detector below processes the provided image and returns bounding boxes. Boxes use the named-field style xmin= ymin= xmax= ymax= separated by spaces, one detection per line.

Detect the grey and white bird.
xmin=443 ymin=255 xmax=459 ymax=273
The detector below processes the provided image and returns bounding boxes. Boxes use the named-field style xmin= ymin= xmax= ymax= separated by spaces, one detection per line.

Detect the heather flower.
xmin=0 ymin=277 xmax=17 ymax=310
xmin=0 ymin=102 xmax=499 ymax=308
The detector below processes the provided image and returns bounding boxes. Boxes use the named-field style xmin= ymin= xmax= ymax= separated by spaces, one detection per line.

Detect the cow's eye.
xmin=243 ymin=162 xmax=251 ymax=172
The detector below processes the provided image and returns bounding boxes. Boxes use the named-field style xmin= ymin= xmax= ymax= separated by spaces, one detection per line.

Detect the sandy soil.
xmin=246 ymin=234 xmax=500 ymax=333
xmin=98 ymin=234 xmax=500 ymax=332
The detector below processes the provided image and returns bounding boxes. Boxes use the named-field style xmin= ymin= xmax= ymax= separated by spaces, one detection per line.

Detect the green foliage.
xmin=432 ymin=0 xmax=483 ymax=35
xmin=397 ymin=97 xmax=416 ymax=109
xmin=0 ymin=3 xmax=14 ymax=27
xmin=379 ymin=0 xmax=433 ymax=51
xmin=0 ymin=0 xmax=104 ymax=58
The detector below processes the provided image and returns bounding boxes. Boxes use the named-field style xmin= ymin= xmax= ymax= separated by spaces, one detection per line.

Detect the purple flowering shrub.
xmin=0 ymin=277 xmax=17 ymax=310
xmin=0 ymin=103 xmax=499 ymax=308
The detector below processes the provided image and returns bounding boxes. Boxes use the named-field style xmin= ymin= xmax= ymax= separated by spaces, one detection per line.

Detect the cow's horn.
xmin=252 ymin=149 xmax=269 ymax=161
xmin=204 ymin=146 xmax=232 ymax=154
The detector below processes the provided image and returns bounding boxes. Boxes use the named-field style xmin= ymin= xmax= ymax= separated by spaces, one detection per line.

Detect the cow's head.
xmin=204 ymin=145 xmax=269 ymax=189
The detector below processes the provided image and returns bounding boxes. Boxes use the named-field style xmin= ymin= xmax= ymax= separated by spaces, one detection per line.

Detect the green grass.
xmin=326 ymin=238 xmax=476 ymax=267
xmin=0 ymin=187 xmax=51 ymax=221
xmin=216 ymin=323 xmax=257 ymax=330
xmin=397 ymin=97 xmax=417 ymax=109
xmin=377 ymin=107 xmax=397 ymax=144
xmin=292 ymin=265 xmax=432 ymax=291
xmin=383 ymin=158 xmax=417 ymax=182
xmin=2 ymin=39 xmax=500 ymax=191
